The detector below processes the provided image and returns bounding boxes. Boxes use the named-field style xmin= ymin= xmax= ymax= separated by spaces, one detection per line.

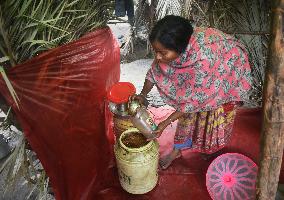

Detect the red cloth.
xmin=0 ymin=27 xmax=120 ymax=200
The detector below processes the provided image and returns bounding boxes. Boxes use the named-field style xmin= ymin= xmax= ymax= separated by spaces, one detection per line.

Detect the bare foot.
xmin=159 ymin=149 xmax=181 ymax=170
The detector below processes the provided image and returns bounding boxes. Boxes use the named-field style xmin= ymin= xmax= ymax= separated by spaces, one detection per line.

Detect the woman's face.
xmin=151 ymin=41 xmax=179 ymax=64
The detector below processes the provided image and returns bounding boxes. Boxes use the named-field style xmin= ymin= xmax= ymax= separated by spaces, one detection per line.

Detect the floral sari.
xmin=146 ymin=27 xmax=252 ymax=153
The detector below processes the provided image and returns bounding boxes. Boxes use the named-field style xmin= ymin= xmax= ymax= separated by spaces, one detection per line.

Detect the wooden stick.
xmin=256 ymin=0 xmax=284 ymax=199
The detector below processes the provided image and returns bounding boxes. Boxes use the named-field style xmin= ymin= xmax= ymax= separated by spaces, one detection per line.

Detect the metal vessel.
xmin=128 ymin=100 xmax=157 ymax=139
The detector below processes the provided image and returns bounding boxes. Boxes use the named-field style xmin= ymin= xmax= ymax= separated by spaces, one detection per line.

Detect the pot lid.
xmin=206 ymin=153 xmax=258 ymax=200
xmin=107 ymin=82 xmax=136 ymax=104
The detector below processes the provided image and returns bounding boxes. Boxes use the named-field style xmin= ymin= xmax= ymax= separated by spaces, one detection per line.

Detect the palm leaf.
xmin=0 ymin=66 xmax=20 ymax=109
xmin=0 ymin=56 xmax=9 ymax=63
xmin=0 ymin=0 xmax=114 ymax=66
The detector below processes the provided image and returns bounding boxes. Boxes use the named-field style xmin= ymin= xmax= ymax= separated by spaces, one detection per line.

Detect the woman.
xmin=134 ymin=15 xmax=252 ymax=169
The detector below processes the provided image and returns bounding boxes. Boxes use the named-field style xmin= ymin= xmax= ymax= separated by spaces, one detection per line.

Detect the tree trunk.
xmin=256 ymin=0 xmax=284 ymax=199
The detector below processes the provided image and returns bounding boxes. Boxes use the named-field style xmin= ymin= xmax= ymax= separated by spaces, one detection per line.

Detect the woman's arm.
xmin=151 ymin=110 xmax=185 ymax=139
xmin=157 ymin=110 xmax=185 ymax=130
xmin=140 ymin=79 xmax=154 ymax=96
xmin=166 ymin=111 xmax=185 ymax=125
xmin=132 ymin=79 xmax=154 ymax=106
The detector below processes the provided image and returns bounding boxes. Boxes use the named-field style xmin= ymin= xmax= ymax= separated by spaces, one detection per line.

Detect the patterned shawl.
xmin=146 ymin=27 xmax=252 ymax=113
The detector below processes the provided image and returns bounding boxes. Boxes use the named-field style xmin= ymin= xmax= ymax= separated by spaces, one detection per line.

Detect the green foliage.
xmin=0 ymin=0 xmax=114 ymax=67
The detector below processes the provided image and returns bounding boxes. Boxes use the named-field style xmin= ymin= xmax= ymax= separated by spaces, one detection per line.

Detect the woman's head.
xmin=149 ymin=15 xmax=193 ymax=63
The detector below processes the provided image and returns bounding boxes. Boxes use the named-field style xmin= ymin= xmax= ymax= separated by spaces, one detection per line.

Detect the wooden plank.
xmin=256 ymin=0 xmax=284 ymax=199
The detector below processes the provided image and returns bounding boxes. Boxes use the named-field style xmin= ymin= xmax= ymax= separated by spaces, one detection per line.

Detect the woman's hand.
xmin=131 ymin=94 xmax=149 ymax=107
xmin=150 ymin=119 xmax=170 ymax=140
xmin=148 ymin=111 xmax=185 ymax=140
xmin=131 ymin=79 xmax=154 ymax=107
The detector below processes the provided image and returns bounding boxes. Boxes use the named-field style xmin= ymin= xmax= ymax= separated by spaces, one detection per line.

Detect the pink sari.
xmin=147 ymin=27 xmax=252 ymax=153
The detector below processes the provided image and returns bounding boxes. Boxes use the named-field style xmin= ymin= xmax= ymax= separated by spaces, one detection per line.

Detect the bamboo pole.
xmin=256 ymin=0 xmax=284 ymax=199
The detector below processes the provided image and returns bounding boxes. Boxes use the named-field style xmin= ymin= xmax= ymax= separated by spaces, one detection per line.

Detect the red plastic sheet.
xmin=0 ymin=27 xmax=120 ymax=200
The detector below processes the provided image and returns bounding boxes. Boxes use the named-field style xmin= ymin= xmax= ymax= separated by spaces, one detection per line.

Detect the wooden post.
xmin=256 ymin=0 xmax=284 ymax=199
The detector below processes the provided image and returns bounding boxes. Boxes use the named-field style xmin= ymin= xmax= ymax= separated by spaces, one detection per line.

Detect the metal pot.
xmin=109 ymin=102 xmax=129 ymax=116
xmin=130 ymin=107 xmax=157 ymax=140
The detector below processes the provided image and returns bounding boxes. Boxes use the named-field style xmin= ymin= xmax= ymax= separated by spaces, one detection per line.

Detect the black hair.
xmin=149 ymin=15 xmax=193 ymax=54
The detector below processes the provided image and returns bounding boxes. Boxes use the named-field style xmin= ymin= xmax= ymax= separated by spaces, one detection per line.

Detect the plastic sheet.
xmin=0 ymin=27 xmax=120 ymax=200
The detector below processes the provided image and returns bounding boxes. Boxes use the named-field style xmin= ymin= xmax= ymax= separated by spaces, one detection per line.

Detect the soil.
xmin=122 ymin=132 xmax=149 ymax=148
